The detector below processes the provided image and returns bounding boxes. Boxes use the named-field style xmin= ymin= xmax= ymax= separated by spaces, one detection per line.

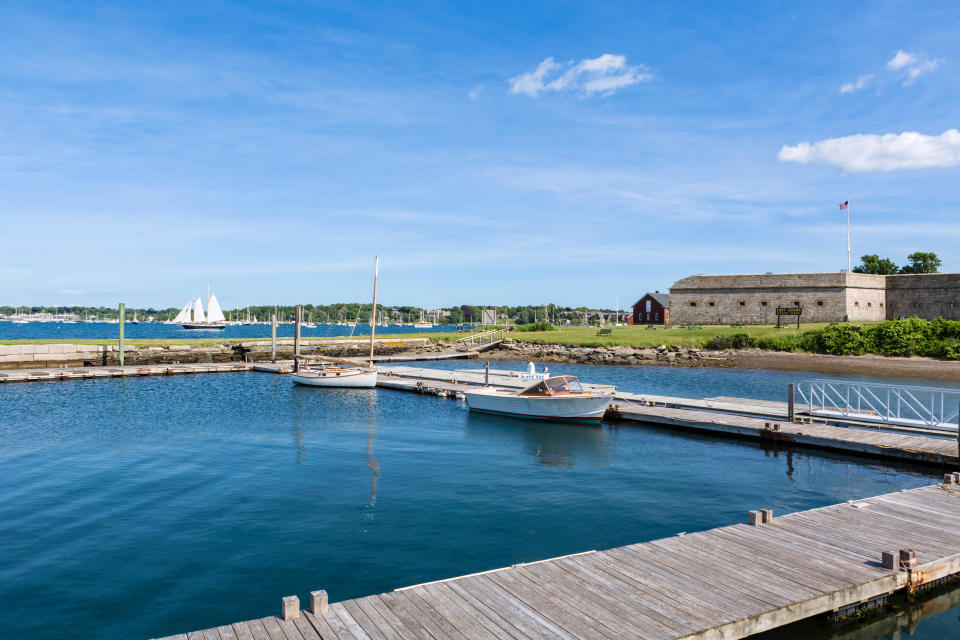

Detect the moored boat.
xmin=464 ymin=375 xmax=613 ymax=423
xmin=291 ymin=257 xmax=381 ymax=389
xmin=290 ymin=366 xmax=377 ymax=387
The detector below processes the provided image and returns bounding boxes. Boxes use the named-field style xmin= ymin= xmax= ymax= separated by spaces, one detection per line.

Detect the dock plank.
xmin=157 ymin=484 xmax=960 ymax=640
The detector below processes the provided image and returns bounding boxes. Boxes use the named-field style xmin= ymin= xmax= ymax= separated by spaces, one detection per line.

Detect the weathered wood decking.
xmin=156 ymin=482 xmax=960 ymax=640
xmin=0 ymin=362 xmax=252 ymax=382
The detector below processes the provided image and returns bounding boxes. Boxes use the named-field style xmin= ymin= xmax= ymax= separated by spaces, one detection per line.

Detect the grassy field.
xmin=506 ymin=324 xmax=839 ymax=348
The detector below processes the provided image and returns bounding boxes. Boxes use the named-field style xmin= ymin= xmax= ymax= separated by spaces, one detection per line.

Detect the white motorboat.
xmin=464 ymin=375 xmax=613 ymax=423
xmin=291 ymin=257 xmax=381 ymax=389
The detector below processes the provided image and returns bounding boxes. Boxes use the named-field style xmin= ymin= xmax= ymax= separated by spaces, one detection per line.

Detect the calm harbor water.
xmin=0 ymin=363 xmax=957 ymax=639
xmin=0 ymin=321 xmax=468 ymax=341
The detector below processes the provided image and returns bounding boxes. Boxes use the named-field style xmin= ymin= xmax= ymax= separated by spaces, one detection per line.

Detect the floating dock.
xmin=374 ymin=366 xmax=960 ymax=468
xmin=0 ymin=362 xmax=252 ymax=382
xmin=155 ymin=481 xmax=960 ymax=640
xmin=5 ymin=361 xmax=957 ymax=467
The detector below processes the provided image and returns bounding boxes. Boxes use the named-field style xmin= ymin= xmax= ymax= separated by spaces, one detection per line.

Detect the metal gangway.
xmin=454 ymin=327 xmax=511 ymax=352
xmin=796 ymin=379 xmax=960 ymax=433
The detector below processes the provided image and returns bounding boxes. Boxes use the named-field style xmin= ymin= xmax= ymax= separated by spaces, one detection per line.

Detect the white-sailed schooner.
xmin=180 ymin=292 xmax=228 ymax=330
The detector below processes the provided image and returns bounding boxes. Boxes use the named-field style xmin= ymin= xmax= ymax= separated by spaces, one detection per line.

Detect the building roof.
xmin=634 ymin=292 xmax=670 ymax=308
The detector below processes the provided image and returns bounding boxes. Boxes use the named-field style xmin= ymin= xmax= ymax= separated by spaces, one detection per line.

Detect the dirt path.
xmin=725 ymin=351 xmax=960 ymax=381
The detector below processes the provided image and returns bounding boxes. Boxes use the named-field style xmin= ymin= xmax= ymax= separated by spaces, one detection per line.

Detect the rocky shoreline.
xmin=483 ymin=339 xmax=960 ymax=381
xmin=486 ymin=339 xmax=717 ymax=366
xmin=0 ymin=338 xmax=448 ymax=369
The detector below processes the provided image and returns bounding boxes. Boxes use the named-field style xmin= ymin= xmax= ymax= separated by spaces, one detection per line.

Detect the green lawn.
xmin=506 ymin=324 xmax=840 ymax=348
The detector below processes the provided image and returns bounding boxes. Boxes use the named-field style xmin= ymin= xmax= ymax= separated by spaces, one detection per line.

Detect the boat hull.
xmin=463 ymin=391 xmax=611 ymax=423
xmin=291 ymin=369 xmax=378 ymax=388
xmin=181 ymin=323 xmax=226 ymax=330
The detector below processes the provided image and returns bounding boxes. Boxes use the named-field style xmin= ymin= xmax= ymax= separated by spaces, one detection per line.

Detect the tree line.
xmin=852 ymin=251 xmax=942 ymax=275
xmin=0 ymin=303 xmax=622 ymax=324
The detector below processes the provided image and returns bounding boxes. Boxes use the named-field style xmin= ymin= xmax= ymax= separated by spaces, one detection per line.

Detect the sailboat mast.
xmin=369 ymin=257 xmax=379 ymax=367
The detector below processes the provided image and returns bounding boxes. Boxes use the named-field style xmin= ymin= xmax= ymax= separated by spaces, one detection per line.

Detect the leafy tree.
xmin=852 ymin=254 xmax=899 ymax=275
xmin=900 ymin=252 xmax=942 ymax=274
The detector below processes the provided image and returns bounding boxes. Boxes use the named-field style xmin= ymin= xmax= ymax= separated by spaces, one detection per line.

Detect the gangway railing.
xmin=796 ymin=379 xmax=960 ymax=433
xmin=455 ymin=328 xmax=511 ymax=351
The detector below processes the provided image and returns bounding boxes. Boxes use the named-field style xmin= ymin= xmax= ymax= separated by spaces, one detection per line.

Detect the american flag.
xmin=839 ymin=201 xmax=849 ymax=210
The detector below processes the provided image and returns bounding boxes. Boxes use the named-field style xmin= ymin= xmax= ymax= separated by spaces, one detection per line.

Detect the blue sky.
xmin=1 ymin=1 xmax=958 ymax=309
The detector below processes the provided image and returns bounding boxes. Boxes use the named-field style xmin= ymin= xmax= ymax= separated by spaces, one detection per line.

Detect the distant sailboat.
xmin=292 ymin=258 xmax=380 ymax=388
xmin=180 ymin=292 xmax=227 ymax=330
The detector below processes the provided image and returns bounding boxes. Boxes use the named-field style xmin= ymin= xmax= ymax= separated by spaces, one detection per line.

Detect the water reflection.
xmin=363 ymin=393 xmax=380 ymax=510
xmin=465 ymin=413 xmax=611 ymax=467
xmin=761 ymin=581 xmax=960 ymax=639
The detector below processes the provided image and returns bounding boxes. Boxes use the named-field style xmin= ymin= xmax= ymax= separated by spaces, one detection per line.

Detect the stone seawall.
xmin=0 ymin=338 xmax=443 ymax=369
xmin=491 ymin=339 xmax=712 ymax=366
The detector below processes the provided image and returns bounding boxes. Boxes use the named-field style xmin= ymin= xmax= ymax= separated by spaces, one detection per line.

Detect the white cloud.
xmin=778 ymin=130 xmax=960 ymax=172
xmin=886 ymin=50 xmax=917 ymax=70
xmin=886 ymin=50 xmax=940 ymax=84
xmin=839 ymin=73 xmax=873 ymax=95
xmin=509 ymin=57 xmax=562 ymax=97
xmin=510 ymin=54 xmax=652 ymax=97
xmin=468 ymin=85 xmax=483 ymax=100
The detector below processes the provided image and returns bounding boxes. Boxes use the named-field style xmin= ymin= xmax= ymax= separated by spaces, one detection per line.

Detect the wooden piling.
xmin=281 ymin=595 xmax=299 ymax=621
xmin=310 ymin=590 xmax=328 ymax=615
xmin=294 ymin=305 xmax=302 ymax=372
xmin=787 ymin=383 xmax=795 ymax=423
xmin=271 ymin=314 xmax=277 ymax=363
xmin=118 ymin=303 xmax=125 ymax=367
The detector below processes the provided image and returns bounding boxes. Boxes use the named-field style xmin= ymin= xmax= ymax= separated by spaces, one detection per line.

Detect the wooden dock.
xmin=0 ymin=362 xmax=252 ymax=383
xmin=374 ymin=366 xmax=959 ymax=467
xmin=155 ymin=481 xmax=960 ymax=640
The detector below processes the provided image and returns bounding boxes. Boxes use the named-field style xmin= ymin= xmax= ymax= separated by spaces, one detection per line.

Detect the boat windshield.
xmin=520 ymin=376 xmax=584 ymax=396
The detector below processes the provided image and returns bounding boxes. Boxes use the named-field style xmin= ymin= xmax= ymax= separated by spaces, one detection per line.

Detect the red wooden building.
xmin=632 ymin=292 xmax=670 ymax=325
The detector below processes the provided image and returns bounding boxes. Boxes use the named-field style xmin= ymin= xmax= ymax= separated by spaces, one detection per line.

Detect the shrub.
xmin=812 ymin=324 xmax=867 ymax=356
xmin=705 ymin=335 xmax=730 ymax=350
xmin=705 ymin=332 xmax=756 ymax=350
xmin=514 ymin=321 xmax=555 ymax=332
xmin=756 ymin=334 xmax=807 ymax=352
xmin=865 ymin=317 xmax=931 ymax=357
xmin=729 ymin=332 xmax=756 ymax=349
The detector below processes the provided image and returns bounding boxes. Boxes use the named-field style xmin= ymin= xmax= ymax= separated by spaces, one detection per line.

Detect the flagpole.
xmin=847 ymin=199 xmax=851 ymax=273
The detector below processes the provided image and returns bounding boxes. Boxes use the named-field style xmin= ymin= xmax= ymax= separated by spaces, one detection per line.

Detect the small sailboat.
xmin=291 ymin=258 xmax=381 ymax=388
xmin=464 ymin=375 xmax=613 ymax=423
xmin=178 ymin=292 xmax=227 ymax=330
xmin=413 ymin=309 xmax=433 ymax=328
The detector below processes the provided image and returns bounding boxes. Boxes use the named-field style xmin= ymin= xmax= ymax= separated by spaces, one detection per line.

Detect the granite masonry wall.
xmin=669 ymin=271 xmax=960 ymax=325
xmin=886 ymin=273 xmax=960 ymax=321
xmin=669 ymin=273 xmax=887 ymax=325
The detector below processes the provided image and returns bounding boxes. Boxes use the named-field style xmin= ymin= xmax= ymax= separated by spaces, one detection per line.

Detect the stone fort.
xmin=668 ymin=272 xmax=960 ymax=325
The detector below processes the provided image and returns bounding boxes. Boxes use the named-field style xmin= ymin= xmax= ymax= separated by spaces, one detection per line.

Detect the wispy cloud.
xmin=509 ymin=54 xmax=652 ymax=98
xmin=778 ymin=130 xmax=960 ymax=172
xmin=886 ymin=50 xmax=940 ymax=84
xmin=59 ymin=289 xmax=85 ymax=295
xmin=840 ymin=50 xmax=941 ymax=94
xmin=468 ymin=85 xmax=483 ymax=100
xmin=839 ymin=73 xmax=873 ymax=95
